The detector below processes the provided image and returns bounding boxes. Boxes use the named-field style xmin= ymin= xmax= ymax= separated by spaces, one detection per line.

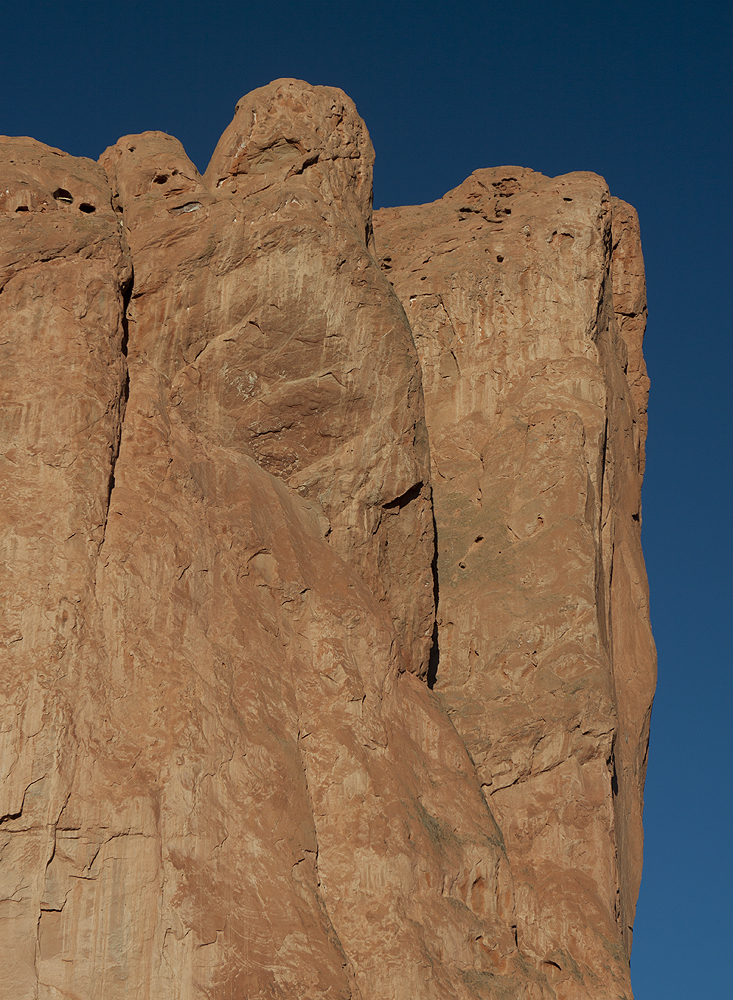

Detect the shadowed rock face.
xmin=0 ymin=80 xmax=654 ymax=1000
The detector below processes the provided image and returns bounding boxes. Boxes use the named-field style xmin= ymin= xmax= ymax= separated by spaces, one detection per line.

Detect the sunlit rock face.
xmin=375 ymin=167 xmax=655 ymax=997
xmin=0 ymin=79 xmax=654 ymax=1000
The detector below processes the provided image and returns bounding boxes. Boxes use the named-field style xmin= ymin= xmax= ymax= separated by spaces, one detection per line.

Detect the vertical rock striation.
xmin=0 ymin=82 xmax=654 ymax=999
xmin=0 ymin=138 xmax=131 ymax=999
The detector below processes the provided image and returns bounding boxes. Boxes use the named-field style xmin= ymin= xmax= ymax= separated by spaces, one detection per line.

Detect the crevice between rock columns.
xmin=97 ymin=265 xmax=132 ymax=559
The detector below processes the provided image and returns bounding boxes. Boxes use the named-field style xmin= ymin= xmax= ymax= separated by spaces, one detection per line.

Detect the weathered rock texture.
xmin=374 ymin=169 xmax=656 ymax=997
xmin=0 ymin=80 xmax=655 ymax=1000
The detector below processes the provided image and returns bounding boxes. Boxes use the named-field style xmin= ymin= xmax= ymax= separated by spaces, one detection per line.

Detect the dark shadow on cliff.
xmin=427 ymin=505 xmax=440 ymax=689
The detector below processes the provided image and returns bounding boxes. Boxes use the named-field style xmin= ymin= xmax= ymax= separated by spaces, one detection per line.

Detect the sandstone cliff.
xmin=0 ymin=79 xmax=655 ymax=1000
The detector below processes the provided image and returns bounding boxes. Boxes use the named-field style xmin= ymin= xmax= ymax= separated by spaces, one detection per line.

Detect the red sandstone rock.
xmin=0 ymin=82 xmax=654 ymax=1000
xmin=101 ymin=81 xmax=434 ymax=678
xmin=0 ymin=137 xmax=131 ymax=998
xmin=374 ymin=166 xmax=656 ymax=998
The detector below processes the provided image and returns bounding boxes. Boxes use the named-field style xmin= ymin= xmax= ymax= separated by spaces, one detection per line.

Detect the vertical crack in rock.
xmin=427 ymin=503 xmax=441 ymax=689
xmin=98 ymin=267 xmax=132 ymax=558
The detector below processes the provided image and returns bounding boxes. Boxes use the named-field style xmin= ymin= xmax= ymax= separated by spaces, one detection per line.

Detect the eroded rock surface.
xmin=0 ymin=81 xmax=654 ymax=999
xmin=375 ymin=167 xmax=656 ymax=998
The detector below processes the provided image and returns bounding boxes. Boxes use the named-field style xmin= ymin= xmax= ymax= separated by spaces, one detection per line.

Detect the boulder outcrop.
xmin=0 ymin=80 xmax=655 ymax=999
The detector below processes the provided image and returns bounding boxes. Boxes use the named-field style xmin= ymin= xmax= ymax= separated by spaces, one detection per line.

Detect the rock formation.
xmin=375 ymin=169 xmax=656 ymax=995
xmin=0 ymin=79 xmax=655 ymax=999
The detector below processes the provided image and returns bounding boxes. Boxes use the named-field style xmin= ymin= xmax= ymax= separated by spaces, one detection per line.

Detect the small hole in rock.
xmin=474 ymin=535 xmax=484 ymax=543
xmin=459 ymin=561 xmax=466 ymax=569
xmin=53 ymin=188 xmax=73 ymax=204
xmin=128 ymin=146 xmax=136 ymax=153
xmin=563 ymin=197 xmax=573 ymax=201
xmin=496 ymin=255 xmax=504 ymax=262
xmin=79 ymin=203 xmax=95 ymax=213
xmin=153 ymin=174 xmax=168 ymax=184
xmin=15 ymin=205 xmax=30 ymax=212
xmin=632 ymin=512 xmax=640 ymax=522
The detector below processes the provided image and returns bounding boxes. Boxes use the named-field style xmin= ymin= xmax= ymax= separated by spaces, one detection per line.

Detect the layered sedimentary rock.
xmin=0 ymin=80 xmax=655 ymax=1000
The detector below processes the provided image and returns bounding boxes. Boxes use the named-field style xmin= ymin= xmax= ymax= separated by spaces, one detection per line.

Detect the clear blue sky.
xmin=3 ymin=2 xmax=731 ymax=995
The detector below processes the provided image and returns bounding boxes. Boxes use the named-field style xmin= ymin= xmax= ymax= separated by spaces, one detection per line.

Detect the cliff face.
xmin=374 ymin=170 xmax=655 ymax=993
xmin=0 ymin=80 xmax=655 ymax=999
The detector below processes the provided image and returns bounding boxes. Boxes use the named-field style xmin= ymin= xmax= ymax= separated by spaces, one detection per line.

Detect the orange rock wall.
xmin=375 ymin=168 xmax=656 ymax=996
xmin=0 ymin=80 xmax=654 ymax=999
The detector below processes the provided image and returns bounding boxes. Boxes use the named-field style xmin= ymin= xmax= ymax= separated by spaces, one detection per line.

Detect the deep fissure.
xmin=100 ymin=268 xmax=132 ymax=546
xmin=427 ymin=503 xmax=440 ymax=689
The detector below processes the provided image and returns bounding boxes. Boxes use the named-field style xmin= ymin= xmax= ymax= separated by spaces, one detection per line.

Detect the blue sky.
xmin=2 ymin=2 xmax=731 ymax=995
